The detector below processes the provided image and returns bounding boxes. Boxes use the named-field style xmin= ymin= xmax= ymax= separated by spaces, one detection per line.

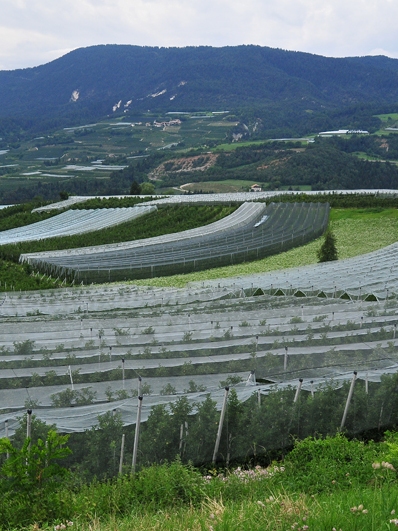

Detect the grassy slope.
xmin=132 ymin=208 xmax=398 ymax=288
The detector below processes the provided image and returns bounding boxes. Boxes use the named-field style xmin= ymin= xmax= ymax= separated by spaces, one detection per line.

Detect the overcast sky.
xmin=1 ymin=0 xmax=398 ymax=71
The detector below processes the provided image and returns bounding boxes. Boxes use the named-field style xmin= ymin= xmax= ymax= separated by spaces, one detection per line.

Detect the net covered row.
xmin=21 ymin=202 xmax=330 ymax=282
xmin=0 ymin=206 xmax=156 ymax=244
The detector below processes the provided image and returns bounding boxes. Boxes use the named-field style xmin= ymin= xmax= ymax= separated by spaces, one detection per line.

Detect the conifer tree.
xmin=317 ymin=230 xmax=338 ymax=262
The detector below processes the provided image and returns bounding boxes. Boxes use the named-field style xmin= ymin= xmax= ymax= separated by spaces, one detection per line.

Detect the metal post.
xmin=257 ymin=389 xmax=261 ymax=407
xmin=293 ymin=378 xmax=303 ymax=403
xmin=310 ymin=380 xmax=314 ymax=397
xmin=122 ymin=358 xmax=125 ymax=389
xmin=340 ymin=372 xmax=357 ymax=430
xmin=212 ymin=387 xmax=229 ymax=464
xmin=365 ymin=372 xmax=369 ymax=394
xmin=119 ymin=433 xmax=125 ymax=475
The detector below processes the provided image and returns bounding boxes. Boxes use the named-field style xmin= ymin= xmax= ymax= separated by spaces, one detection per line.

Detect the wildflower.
xmin=350 ymin=506 xmax=358 ymax=512
xmin=392 ymin=510 xmax=396 ymax=515
xmin=390 ymin=519 xmax=398 ymax=526
xmin=372 ymin=462 xmax=381 ymax=469
xmin=257 ymin=501 xmax=265 ymax=507
xmin=358 ymin=504 xmax=364 ymax=511
xmin=362 ymin=509 xmax=368 ymax=514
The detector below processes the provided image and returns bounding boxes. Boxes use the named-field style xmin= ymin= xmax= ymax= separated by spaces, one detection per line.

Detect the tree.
xmin=59 ymin=190 xmax=69 ymax=200
xmin=140 ymin=182 xmax=155 ymax=195
xmin=130 ymin=180 xmax=141 ymax=195
xmin=317 ymin=230 xmax=338 ymax=262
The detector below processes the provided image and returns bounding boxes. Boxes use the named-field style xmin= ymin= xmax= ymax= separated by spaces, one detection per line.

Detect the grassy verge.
xmin=11 ymin=433 xmax=398 ymax=531
xmin=131 ymin=207 xmax=398 ymax=288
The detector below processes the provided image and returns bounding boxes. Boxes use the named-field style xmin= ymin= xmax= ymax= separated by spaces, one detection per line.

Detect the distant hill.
xmin=1 ymin=45 xmax=398 ymax=135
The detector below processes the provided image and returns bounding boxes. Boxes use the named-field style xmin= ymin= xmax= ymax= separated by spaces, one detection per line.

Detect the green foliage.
xmin=0 ymin=430 xmax=71 ymax=527
xmin=13 ymin=339 xmax=35 ymax=356
xmin=317 ymin=230 xmax=338 ymax=262
xmin=283 ymin=434 xmax=380 ymax=493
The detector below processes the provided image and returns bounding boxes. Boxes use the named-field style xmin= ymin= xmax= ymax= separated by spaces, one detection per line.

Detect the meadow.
xmin=133 ymin=207 xmax=398 ymax=288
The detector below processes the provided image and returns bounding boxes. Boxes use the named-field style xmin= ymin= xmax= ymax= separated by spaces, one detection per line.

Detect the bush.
xmin=282 ymin=434 xmax=380 ymax=493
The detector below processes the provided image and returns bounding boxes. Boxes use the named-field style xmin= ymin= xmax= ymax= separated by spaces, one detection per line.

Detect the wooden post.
xmin=293 ymin=379 xmax=303 ymax=403
xmin=119 ymin=434 xmax=125 ymax=475
xmin=340 ymin=372 xmax=357 ymax=430
xmin=26 ymin=409 xmax=32 ymax=442
xmin=132 ymin=396 xmax=143 ymax=472
xmin=5 ymin=420 xmax=9 ymax=459
xmin=212 ymin=387 xmax=229 ymax=464
xmin=68 ymin=365 xmax=74 ymax=391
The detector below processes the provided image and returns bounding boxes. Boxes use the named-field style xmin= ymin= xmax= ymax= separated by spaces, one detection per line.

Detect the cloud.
xmin=1 ymin=0 xmax=398 ymax=70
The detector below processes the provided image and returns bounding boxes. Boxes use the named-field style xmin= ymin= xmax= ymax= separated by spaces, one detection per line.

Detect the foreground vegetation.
xmin=3 ymin=431 xmax=398 ymax=530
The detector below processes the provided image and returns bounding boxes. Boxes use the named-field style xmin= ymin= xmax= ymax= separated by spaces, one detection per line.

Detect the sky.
xmin=1 ymin=0 xmax=398 ymax=71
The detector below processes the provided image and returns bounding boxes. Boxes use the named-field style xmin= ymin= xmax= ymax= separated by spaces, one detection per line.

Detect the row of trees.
xmin=5 ymin=371 xmax=398 ymax=481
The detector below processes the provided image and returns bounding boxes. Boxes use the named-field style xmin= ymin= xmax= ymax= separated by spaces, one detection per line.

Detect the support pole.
xmin=26 ymin=409 xmax=32 ymax=442
xmin=310 ymin=380 xmax=314 ymax=397
xmin=122 ymin=358 xmax=125 ymax=389
xmin=293 ymin=378 xmax=303 ymax=403
xmin=212 ymin=387 xmax=229 ymax=464
xmin=68 ymin=365 xmax=74 ymax=391
xmin=5 ymin=420 xmax=9 ymax=459
xmin=132 ymin=396 xmax=143 ymax=473
xmin=119 ymin=434 xmax=125 ymax=475
xmin=340 ymin=371 xmax=357 ymax=430
xmin=284 ymin=346 xmax=288 ymax=373
xmin=257 ymin=389 xmax=261 ymax=407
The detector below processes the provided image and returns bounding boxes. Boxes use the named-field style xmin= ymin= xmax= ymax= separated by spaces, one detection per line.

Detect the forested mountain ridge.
xmin=1 ymin=45 xmax=398 ymax=135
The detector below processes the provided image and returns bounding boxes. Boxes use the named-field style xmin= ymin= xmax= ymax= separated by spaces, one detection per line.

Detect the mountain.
xmin=1 ymin=45 xmax=398 ymax=134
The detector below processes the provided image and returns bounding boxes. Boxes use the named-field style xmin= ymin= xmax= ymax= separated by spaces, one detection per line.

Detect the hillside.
xmin=1 ymin=45 xmax=398 ymax=137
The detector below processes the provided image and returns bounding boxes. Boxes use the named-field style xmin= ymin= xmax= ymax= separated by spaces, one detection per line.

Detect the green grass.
xmin=374 ymin=113 xmax=398 ymax=122
xmin=10 ymin=434 xmax=398 ymax=531
xmin=132 ymin=208 xmax=398 ymax=288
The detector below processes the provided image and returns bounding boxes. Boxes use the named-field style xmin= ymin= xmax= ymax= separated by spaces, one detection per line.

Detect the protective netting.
xmin=21 ymin=202 xmax=329 ymax=282
xmin=0 ymin=206 xmax=156 ymax=244
xmin=0 ymin=281 xmax=397 ymax=438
